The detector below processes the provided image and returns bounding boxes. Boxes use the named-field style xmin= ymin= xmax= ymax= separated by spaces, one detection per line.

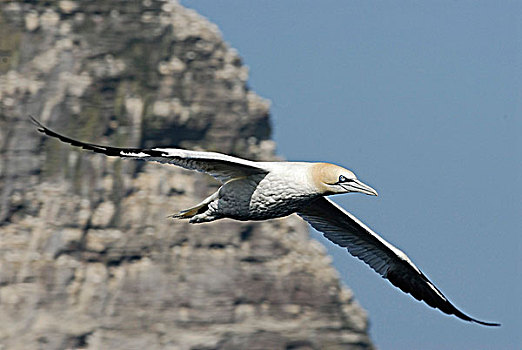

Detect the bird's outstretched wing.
xmin=30 ymin=116 xmax=268 ymax=182
xmin=298 ymin=196 xmax=499 ymax=326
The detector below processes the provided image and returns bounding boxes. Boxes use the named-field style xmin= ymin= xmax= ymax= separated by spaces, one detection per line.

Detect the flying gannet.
xmin=30 ymin=116 xmax=499 ymax=327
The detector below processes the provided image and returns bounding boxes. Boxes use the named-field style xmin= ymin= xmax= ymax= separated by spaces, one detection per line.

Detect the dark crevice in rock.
xmin=239 ymin=226 xmax=253 ymax=241
xmin=63 ymin=331 xmax=92 ymax=349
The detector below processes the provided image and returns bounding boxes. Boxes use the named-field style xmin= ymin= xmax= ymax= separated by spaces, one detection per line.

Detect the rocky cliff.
xmin=0 ymin=1 xmax=373 ymax=349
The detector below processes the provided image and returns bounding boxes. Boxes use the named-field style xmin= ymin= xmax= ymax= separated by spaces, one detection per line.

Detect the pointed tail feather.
xmin=169 ymin=204 xmax=208 ymax=219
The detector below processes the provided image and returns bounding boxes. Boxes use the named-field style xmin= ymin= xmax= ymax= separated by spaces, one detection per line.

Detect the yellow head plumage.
xmin=310 ymin=163 xmax=377 ymax=196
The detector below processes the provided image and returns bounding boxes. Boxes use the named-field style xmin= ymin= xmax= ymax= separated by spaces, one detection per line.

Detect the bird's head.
xmin=311 ymin=163 xmax=378 ymax=196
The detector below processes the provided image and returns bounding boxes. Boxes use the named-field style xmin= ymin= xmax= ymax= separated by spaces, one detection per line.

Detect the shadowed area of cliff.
xmin=0 ymin=1 xmax=373 ymax=349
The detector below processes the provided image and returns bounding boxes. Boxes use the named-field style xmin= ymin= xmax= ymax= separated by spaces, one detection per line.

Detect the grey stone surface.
xmin=0 ymin=1 xmax=374 ymax=349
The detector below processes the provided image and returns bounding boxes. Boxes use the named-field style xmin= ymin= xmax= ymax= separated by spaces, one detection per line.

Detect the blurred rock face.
xmin=0 ymin=1 xmax=373 ymax=349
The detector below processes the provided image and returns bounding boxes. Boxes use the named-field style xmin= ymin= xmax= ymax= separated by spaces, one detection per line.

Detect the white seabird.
xmin=31 ymin=116 xmax=499 ymax=326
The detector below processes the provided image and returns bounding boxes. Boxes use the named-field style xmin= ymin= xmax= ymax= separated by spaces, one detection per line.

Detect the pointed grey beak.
xmin=350 ymin=179 xmax=378 ymax=196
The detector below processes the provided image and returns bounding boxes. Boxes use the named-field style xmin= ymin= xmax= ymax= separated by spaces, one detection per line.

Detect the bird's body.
xmin=30 ymin=116 xmax=500 ymax=327
xmin=181 ymin=162 xmax=351 ymax=222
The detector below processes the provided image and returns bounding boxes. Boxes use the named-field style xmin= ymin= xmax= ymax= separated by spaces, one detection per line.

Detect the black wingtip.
xmin=28 ymin=115 xmax=147 ymax=158
xmin=471 ymin=319 xmax=501 ymax=327
xmin=386 ymin=267 xmax=500 ymax=327
xmin=29 ymin=115 xmax=44 ymax=130
xmin=449 ymin=299 xmax=500 ymax=327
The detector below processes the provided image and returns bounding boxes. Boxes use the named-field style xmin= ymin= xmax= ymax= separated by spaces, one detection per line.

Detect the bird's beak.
xmin=348 ymin=179 xmax=378 ymax=196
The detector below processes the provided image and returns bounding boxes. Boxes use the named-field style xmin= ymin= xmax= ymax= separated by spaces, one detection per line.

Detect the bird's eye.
xmin=338 ymin=175 xmax=354 ymax=184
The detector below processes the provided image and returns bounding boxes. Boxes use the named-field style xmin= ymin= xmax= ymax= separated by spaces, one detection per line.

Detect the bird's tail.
xmin=169 ymin=203 xmax=209 ymax=220
xmin=169 ymin=191 xmax=218 ymax=220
